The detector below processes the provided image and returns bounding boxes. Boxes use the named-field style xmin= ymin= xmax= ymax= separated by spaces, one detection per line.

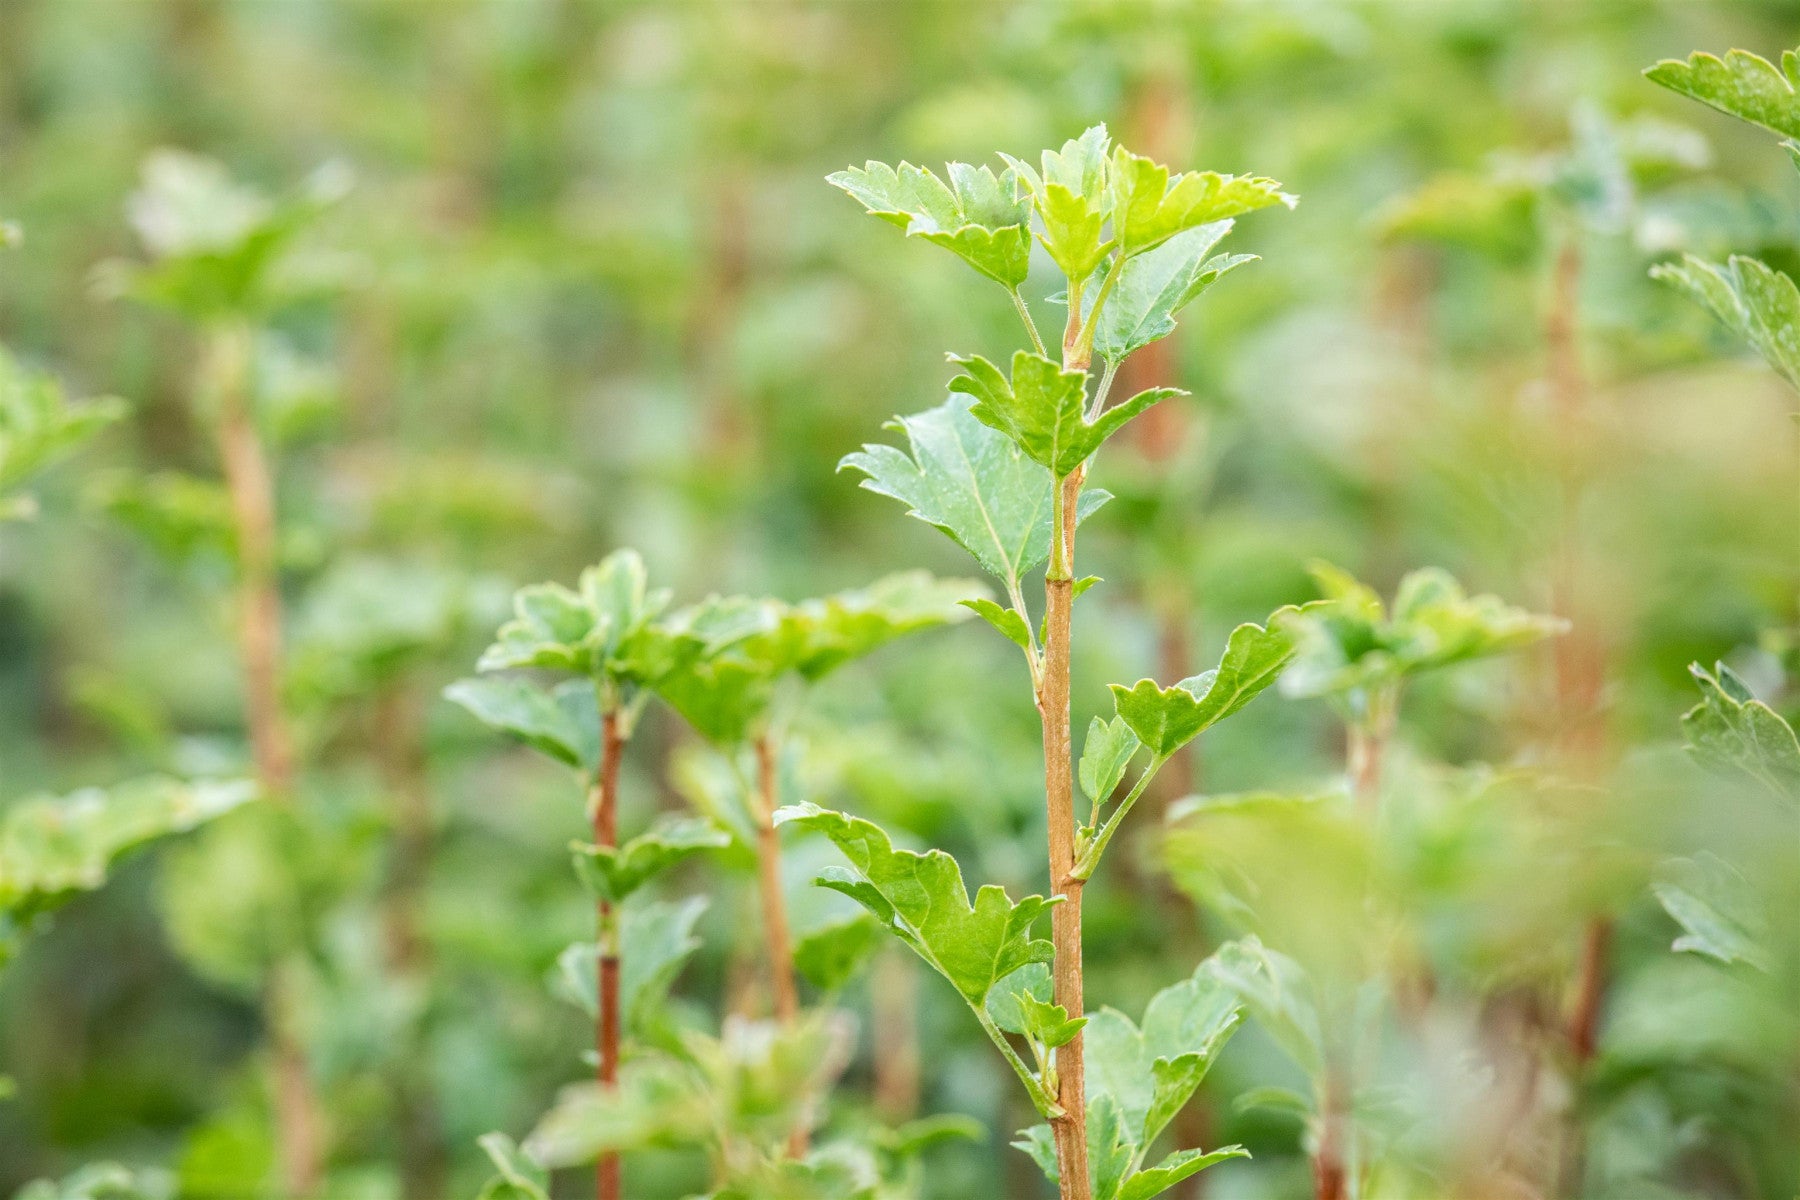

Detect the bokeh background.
xmin=2 ymin=1 xmax=1798 ymax=1197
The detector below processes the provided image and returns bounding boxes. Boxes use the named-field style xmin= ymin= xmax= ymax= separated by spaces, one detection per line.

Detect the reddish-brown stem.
xmin=210 ymin=323 xmax=295 ymax=799
xmin=592 ymin=708 xmax=625 ymax=1200
xmin=206 ymin=322 xmax=321 ymax=1197
xmin=1042 ymin=467 xmax=1090 ymax=1200
xmin=1557 ymin=917 xmax=1613 ymax=1198
xmin=752 ymin=732 xmax=805 ymax=1157
xmin=1313 ymin=1071 xmax=1349 ymax=1200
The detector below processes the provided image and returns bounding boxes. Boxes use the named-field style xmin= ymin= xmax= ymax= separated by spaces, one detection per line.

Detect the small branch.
xmin=1071 ymin=753 xmax=1166 ymax=881
xmin=1087 ymin=358 xmax=1119 ymax=420
xmin=752 ymin=732 xmax=805 ymax=1157
xmin=593 ymin=707 xmax=626 ymax=1200
xmin=1011 ymin=287 xmax=1047 ymax=356
xmin=974 ymin=1004 xmax=1064 ymax=1120
xmin=1041 ymin=467 xmax=1090 ymax=1200
xmin=1061 ymin=277 xmax=1088 ymax=373
xmin=1073 ymin=253 xmax=1127 ymax=368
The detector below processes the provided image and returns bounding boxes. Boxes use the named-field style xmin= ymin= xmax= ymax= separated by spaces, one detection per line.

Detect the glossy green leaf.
xmin=1079 ymin=715 xmax=1140 ymax=804
xmin=444 ymin=676 xmax=598 ymax=772
xmin=827 ymin=159 xmax=1031 ymax=288
xmin=793 ymin=913 xmax=886 ymax=992
xmin=950 ymin=350 xmax=1179 ymax=478
xmin=1109 ymin=145 xmax=1294 ymax=257
xmin=0 ymin=348 xmax=127 ymax=518
xmin=474 ymin=1133 xmax=549 ymax=1200
xmin=774 ymin=803 xmax=1057 ymax=1004
xmin=1110 ymin=612 xmax=1302 ymax=757
xmin=1118 ymin=1147 xmax=1252 ymax=1200
xmin=1003 ymin=126 xmax=1115 ymax=282
xmin=1645 ymin=46 xmax=1800 ymax=139
xmin=961 ymin=596 xmax=1032 ymax=649
xmin=1651 ymin=253 xmax=1800 ymax=392
xmin=839 ymin=396 xmax=1109 ymax=592
xmin=1084 ymin=954 xmax=1244 ymax=1149
xmin=477 ymin=549 xmax=673 ymax=679
xmin=1653 ymin=852 xmax=1771 ymax=971
xmin=571 ymin=817 xmax=731 ymax=903
xmin=1092 ymin=222 xmax=1257 ymax=362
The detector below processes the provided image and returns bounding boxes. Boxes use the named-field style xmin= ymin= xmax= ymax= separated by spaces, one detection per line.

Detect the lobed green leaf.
xmin=839 ymin=396 xmax=1108 ymax=593
xmin=1093 ymin=222 xmax=1257 ymax=362
xmin=1680 ymin=661 xmax=1800 ymax=799
xmin=827 ymin=159 xmax=1031 ymax=288
xmin=1652 ymin=253 xmax=1800 ymax=393
xmin=1079 ymin=715 xmax=1140 ymax=804
xmin=570 ymin=816 xmax=731 ymax=904
xmin=950 ymin=350 xmax=1180 ymax=479
xmin=1110 ymin=612 xmax=1302 ymax=757
xmin=774 ymin=803 xmax=1057 ymax=1005
xmin=1645 ymin=46 xmax=1800 ymax=139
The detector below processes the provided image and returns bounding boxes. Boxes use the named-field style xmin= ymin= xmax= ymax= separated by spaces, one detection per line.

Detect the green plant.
xmin=450 ymin=552 xmax=976 ymax=1197
xmin=807 ymin=124 xmax=1297 ymax=1200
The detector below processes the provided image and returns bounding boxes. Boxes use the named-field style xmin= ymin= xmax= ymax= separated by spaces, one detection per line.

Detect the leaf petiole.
xmin=1071 ymin=753 xmax=1167 ymax=881
xmin=1011 ymin=287 xmax=1048 ymax=357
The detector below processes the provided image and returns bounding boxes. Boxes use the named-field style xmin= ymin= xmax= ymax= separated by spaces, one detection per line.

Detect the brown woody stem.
xmin=752 ymin=732 xmax=805 ymax=1156
xmin=594 ymin=708 xmax=625 ymax=1200
xmin=1042 ymin=467 xmax=1090 ymax=1200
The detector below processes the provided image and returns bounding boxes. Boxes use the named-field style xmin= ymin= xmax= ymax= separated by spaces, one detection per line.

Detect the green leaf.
xmin=839 ymin=396 xmax=1109 ymax=592
xmin=1653 ymin=852 xmax=1771 ymax=971
xmin=827 ymin=160 xmax=1031 ymax=288
xmin=1680 ymin=661 xmax=1800 ymax=798
xmin=773 ymin=803 xmax=1057 ymax=1005
xmin=1109 ymin=145 xmax=1294 ymax=257
xmin=1093 ymin=223 xmax=1257 ymax=362
xmin=780 ymin=570 xmax=982 ymax=681
xmin=523 ymin=1057 xmax=710 ymax=1166
xmin=1377 ymin=172 xmax=1542 ymax=263
xmin=878 ymin=1113 xmax=987 ymax=1159
xmin=793 ymin=913 xmax=886 ymax=992
xmin=961 ymin=597 xmax=1032 ymax=649
xmin=107 ymin=149 xmax=349 ymax=319
xmin=1118 ymin=1147 xmax=1251 ymax=1200
xmin=1202 ymin=937 xmax=1323 ymax=1076
xmin=477 ymin=550 xmax=673 ymax=680
xmin=1079 ymin=716 xmax=1140 ymax=804
xmin=1651 ymin=253 xmax=1800 ymax=392
xmin=1003 ymin=126 xmax=1115 ymax=283
xmin=1110 ymin=612 xmax=1302 ymax=757
xmin=474 ymin=1133 xmax=549 ymax=1200
xmin=1084 ymin=954 xmax=1245 ymax=1149
xmin=1645 ymin=46 xmax=1800 ymax=140
xmin=571 ymin=817 xmax=731 ymax=904
xmin=84 ymin=470 xmax=236 ymax=564
xmin=1088 ymin=1092 xmax=1137 ymax=1200
xmin=1280 ymin=565 xmax=1563 ymax=699
xmin=950 ymin=350 xmax=1181 ymax=478
xmin=0 ymin=348 xmax=127 ymax=516
xmin=12 ymin=1163 xmax=176 ymax=1200
xmin=0 ymin=777 xmax=258 ymax=927
xmin=444 ymin=676 xmax=598 ymax=771
xmin=1018 ymin=991 xmax=1087 ymax=1050
xmin=985 ymin=961 xmax=1052 ymax=1034
xmin=554 ymin=895 xmax=710 ymax=1033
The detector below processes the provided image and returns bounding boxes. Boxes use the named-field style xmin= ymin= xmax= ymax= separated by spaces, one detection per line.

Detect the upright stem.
xmin=1313 ymin=1069 xmax=1349 ymax=1200
xmin=1041 ymin=466 xmax=1090 ymax=1200
xmin=751 ymin=731 xmax=805 ymax=1157
xmin=208 ymin=321 xmax=294 ymax=798
xmin=206 ymin=321 xmax=320 ymax=1196
xmin=1558 ymin=917 xmax=1612 ymax=1198
xmin=593 ymin=709 xmax=625 ymax=1200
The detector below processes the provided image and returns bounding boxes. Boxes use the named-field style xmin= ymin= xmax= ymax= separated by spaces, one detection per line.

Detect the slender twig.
xmin=751 ymin=731 xmax=805 ymax=1156
xmin=206 ymin=320 xmax=322 ymax=1198
xmin=1071 ymin=753 xmax=1167 ymax=880
xmin=1012 ymin=287 xmax=1047 ymax=356
xmin=593 ymin=706 xmax=626 ymax=1200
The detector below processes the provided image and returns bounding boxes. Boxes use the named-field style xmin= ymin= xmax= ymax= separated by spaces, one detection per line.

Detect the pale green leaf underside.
xmin=1094 ymin=222 xmax=1256 ymax=362
xmin=838 ymin=396 xmax=1109 ymax=591
xmin=444 ymin=676 xmax=598 ymax=772
xmin=827 ymin=160 xmax=1031 ymax=288
xmin=1653 ymin=852 xmax=1770 ymax=971
xmin=773 ymin=802 xmax=1056 ymax=1004
xmin=1652 ymin=253 xmax=1800 ymax=392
